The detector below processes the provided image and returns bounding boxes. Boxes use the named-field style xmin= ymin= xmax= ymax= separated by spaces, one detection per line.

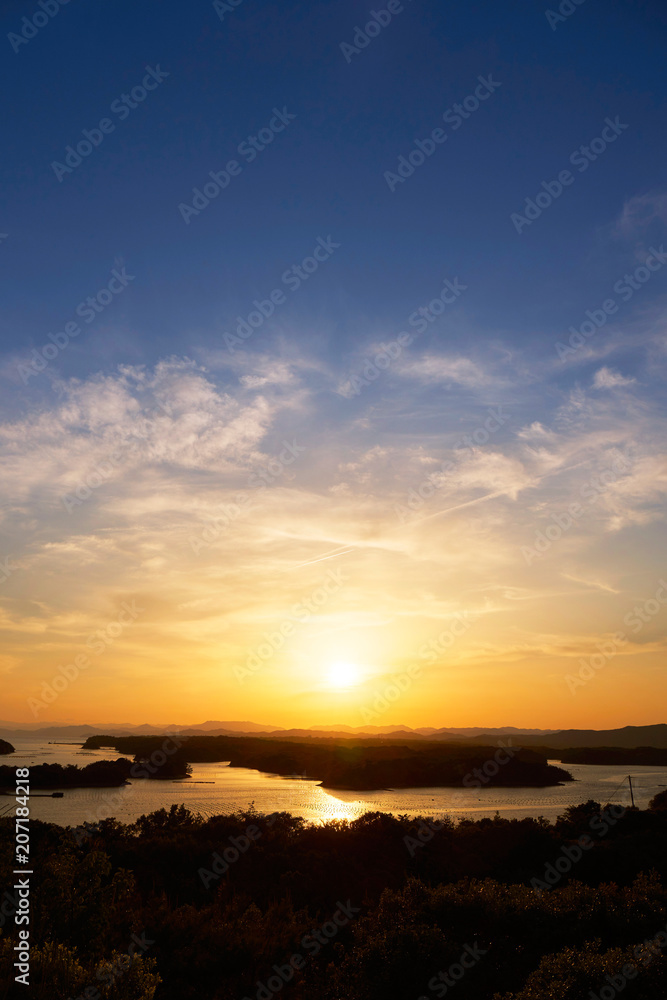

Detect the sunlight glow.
xmin=326 ymin=660 xmax=363 ymax=689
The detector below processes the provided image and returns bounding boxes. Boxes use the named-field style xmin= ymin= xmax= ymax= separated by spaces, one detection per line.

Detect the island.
xmin=0 ymin=759 xmax=133 ymax=790
xmin=0 ymin=738 xmax=15 ymax=755
xmin=82 ymin=734 xmax=573 ymax=790
xmin=552 ymin=746 xmax=667 ymax=766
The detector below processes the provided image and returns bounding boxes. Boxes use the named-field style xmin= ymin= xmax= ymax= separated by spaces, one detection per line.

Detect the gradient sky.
xmin=1 ymin=0 xmax=667 ymax=728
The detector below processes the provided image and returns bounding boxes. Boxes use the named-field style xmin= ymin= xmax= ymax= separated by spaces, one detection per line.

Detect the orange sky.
xmin=1 ymin=357 xmax=665 ymax=729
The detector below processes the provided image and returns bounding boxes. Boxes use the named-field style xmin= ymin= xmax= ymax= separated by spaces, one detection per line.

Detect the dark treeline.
xmin=0 ymin=760 xmax=133 ymax=790
xmin=0 ymin=756 xmax=192 ymax=791
xmin=557 ymin=747 xmax=667 ymax=766
xmin=2 ymin=797 xmax=667 ymax=998
xmin=82 ymin=735 xmax=572 ymax=790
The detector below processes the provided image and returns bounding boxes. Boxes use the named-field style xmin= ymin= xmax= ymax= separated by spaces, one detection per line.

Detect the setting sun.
xmin=326 ymin=660 xmax=363 ymax=689
xmin=2 ymin=4 xmax=666 ymax=997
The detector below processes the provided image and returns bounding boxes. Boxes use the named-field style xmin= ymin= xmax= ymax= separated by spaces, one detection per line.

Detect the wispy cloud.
xmin=395 ymin=354 xmax=497 ymax=389
xmin=592 ymin=366 xmax=636 ymax=389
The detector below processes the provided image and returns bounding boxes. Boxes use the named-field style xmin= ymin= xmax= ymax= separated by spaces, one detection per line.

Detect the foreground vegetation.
xmin=1 ymin=795 xmax=667 ymax=998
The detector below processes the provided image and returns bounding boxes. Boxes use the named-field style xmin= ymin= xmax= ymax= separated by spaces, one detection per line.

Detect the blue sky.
xmin=1 ymin=0 xmax=667 ymax=726
xmin=2 ymin=0 xmax=665 ymax=376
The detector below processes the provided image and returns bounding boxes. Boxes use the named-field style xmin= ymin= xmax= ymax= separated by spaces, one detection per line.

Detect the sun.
xmin=326 ymin=660 xmax=363 ymax=689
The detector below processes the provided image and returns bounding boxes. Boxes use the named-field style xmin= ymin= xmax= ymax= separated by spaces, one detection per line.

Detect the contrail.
xmin=414 ymin=458 xmax=595 ymax=525
xmin=415 ymin=488 xmax=510 ymax=523
xmin=291 ymin=546 xmax=356 ymax=569
xmin=291 ymin=458 xmax=601 ymax=563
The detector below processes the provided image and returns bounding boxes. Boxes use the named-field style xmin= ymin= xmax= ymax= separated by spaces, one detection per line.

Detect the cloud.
xmin=203 ymin=346 xmax=329 ymax=388
xmin=614 ymin=191 xmax=667 ymax=241
xmin=439 ymin=450 xmax=534 ymax=501
xmin=517 ymin=422 xmax=557 ymax=442
xmin=1 ymin=342 xmax=667 ymax=722
xmin=396 ymin=354 xmax=494 ymax=389
xmin=592 ymin=367 xmax=636 ymax=390
xmin=0 ymin=359 xmax=289 ymax=505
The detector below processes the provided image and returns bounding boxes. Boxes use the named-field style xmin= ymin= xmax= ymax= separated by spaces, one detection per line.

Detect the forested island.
xmin=82 ymin=734 xmax=573 ymax=789
xmin=555 ymin=746 xmax=667 ymax=766
xmin=0 ymin=739 xmax=14 ymax=755
xmin=2 ymin=796 xmax=667 ymax=998
xmin=0 ymin=759 xmax=133 ymax=790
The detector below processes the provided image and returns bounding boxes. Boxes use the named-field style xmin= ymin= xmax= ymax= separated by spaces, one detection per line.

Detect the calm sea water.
xmin=3 ymin=741 xmax=667 ymax=828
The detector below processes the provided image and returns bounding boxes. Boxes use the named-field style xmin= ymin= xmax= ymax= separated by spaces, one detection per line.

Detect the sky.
xmin=1 ymin=0 xmax=667 ymax=729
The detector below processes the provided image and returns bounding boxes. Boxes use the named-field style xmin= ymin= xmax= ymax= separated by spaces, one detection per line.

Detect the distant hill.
xmin=186 ymin=720 xmax=285 ymax=732
xmin=0 ymin=720 xmax=285 ymax=742
xmin=432 ymin=726 xmax=559 ymax=737
xmin=309 ymin=724 xmax=418 ymax=734
xmin=261 ymin=727 xmax=433 ymax=741
xmin=307 ymin=725 xmax=557 ymax=738
xmin=0 ymin=722 xmax=545 ymax=743
xmin=517 ymin=724 xmax=667 ymax=749
xmin=0 ymin=725 xmax=106 ymax=741
xmin=2 ymin=721 xmax=665 ymax=749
